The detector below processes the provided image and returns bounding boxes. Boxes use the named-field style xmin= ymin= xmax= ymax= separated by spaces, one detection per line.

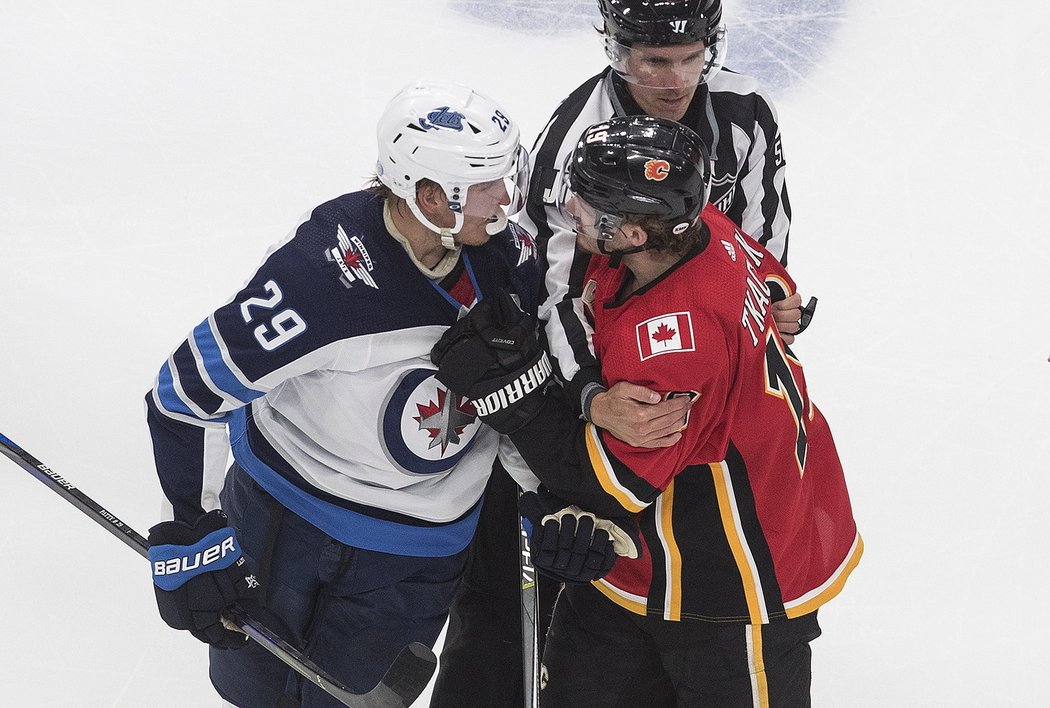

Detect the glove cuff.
xmin=467 ymin=350 xmax=551 ymax=417
xmin=149 ymin=524 xmax=244 ymax=591
xmin=464 ymin=350 xmax=553 ymax=434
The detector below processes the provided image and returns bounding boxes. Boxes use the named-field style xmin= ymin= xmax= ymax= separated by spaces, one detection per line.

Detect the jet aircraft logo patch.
xmin=325 ymin=225 xmax=378 ymax=290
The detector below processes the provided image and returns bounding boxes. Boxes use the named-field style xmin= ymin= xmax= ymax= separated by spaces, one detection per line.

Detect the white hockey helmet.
xmin=376 ymin=81 xmax=529 ymax=247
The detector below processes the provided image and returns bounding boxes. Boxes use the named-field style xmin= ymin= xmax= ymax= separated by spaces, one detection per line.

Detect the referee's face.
xmin=623 ymin=42 xmax=705 ymax=121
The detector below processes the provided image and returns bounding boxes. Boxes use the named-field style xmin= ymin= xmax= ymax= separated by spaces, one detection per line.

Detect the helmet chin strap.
xmin=486 ymin=210 xmax=508 ymax=236
xmin=598 ymin=239 xmax=648 ymax=269
xmin=405 ymin=196 xmax=464 ymax=250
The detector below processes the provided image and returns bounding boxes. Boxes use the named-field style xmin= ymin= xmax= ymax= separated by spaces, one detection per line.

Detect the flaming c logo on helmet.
xmin=643 ymin=159 xmax=670 ymax=181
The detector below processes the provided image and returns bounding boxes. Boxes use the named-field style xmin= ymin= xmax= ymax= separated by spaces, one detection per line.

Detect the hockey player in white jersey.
xmin=432 ymin=2 xmax=814 ymax=706
xmin=143 ymin=81 xmax=538 ymax=707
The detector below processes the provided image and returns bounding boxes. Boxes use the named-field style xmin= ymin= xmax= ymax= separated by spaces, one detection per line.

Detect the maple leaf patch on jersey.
xmin=636 ymin=312 xmax=695 ymax=361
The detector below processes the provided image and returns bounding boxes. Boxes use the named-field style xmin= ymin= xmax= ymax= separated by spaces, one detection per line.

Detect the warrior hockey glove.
xmin=430 ymin=289 xmax=552 ymax=434
xmin=518 ymin=487 xmax=640 ymax=584
xmin=147 ymin=509 xmax=260 ymax=649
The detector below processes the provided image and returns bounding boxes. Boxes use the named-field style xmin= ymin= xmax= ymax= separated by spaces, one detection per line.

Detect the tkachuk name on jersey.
xmin=153 ymin=536 xmax=237 ymax=577
xmin=326 ymin=224 xmax=378 ymax=290
xmin=470 ymin=353 xmax=552 ymax=417
xmin=735 ymin=230 xmax=774 ymax=347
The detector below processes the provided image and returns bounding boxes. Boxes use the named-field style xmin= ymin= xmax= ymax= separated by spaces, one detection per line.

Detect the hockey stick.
xmin=0 ymin=433 xmax=436 ymax=708
xmin=518 ymin=493 xmax=541 ymax=708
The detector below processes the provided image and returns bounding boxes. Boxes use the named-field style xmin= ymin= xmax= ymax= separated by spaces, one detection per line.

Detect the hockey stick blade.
xmin=0 ymin=432 xmax=437 ymax=708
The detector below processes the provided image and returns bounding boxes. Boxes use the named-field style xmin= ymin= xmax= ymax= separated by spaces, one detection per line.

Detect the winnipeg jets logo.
xmin=382 ymin=369 xmax=483 ymax=475
xmin=720 ymin=240 xmax=737 ymax=261
xmin=414 ymin=387 xmax=477 ymax=454
xmin=325 ymin=224 xmax=378 ymax=290
xmin=419 ymin=106 xmax=466 ymax=132
xmin=643 ymin=159 xmax=670 ymax=181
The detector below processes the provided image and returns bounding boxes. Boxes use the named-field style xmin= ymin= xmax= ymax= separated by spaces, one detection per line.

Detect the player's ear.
xmin=621 ymin=222 xmax=649 ymax=249
xmin=415 ymin=180 xmax=448 ymax=219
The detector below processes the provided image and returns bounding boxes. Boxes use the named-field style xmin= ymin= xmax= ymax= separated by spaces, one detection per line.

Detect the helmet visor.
xmin=605 ymin=29 xmax=727 ymax=89
xmin=556 ymin=157 xmax=623 ymax=241
xmin=565 ymin=195 xmax=624 ymax=242
xmin=456 ymin=144 xmax=530 ymax=222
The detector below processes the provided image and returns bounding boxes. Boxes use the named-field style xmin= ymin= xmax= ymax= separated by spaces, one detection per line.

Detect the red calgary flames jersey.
xmin=581 ymin=205 xmax=862 ymax=624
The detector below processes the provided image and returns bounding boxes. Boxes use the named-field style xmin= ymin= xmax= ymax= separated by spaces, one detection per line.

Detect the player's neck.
xmin=624 ymin=251 xmax=678 ymax=294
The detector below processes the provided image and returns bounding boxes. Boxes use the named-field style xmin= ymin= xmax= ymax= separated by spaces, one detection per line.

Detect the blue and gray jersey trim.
xmin=192 ymin=319 xmax=265 ymax=404
xmin=228 ymin=409 xmax=482 ymax=558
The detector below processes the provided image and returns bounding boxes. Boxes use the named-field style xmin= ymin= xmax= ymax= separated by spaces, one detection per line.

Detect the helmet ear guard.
xmin=376 ymin=81 xmax=529 ymax=247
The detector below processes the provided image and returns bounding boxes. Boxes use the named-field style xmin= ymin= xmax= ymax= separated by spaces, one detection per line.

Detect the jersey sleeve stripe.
xmin=710 ymin=460 xmax=769 ymax=624
xmin=171 ymin=341 xmax=225 ymax=415
xmin=187 ymin=331 xmax=246 ymax=411
xmin=584 ymin=423 xmax=647 ymax=513
xmin=192 ymin=317 xmax=265 ymax=403
xmin=156 ymin=360 xmax=204 ymax=420
xmin=149 ymin=384 xmax=230 ymax=428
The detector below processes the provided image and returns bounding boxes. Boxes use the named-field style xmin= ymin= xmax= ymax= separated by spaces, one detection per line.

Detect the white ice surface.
xmin=2 ymin=1 xmax=1049 ymax=705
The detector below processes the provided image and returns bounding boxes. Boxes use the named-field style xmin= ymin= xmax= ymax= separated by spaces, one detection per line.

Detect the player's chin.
xmin=574 ymin=233 xmax=601 ymax=255
xmin=457 ymin=221 xmax=493 ymax=246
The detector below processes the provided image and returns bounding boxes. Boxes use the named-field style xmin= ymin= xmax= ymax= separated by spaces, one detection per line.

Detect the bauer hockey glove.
xmin=147 ymin=509 xmax=260 ymax=649
xmin=431 ymin=288 xmax=552 ymax=434
xmin=518 ymin=487 xmax=640 ymax=584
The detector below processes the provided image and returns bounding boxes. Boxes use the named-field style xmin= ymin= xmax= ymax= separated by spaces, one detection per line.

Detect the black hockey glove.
xmin=430 ymin=289 xmax=552 ymax=434
xmin=147 ymin=510 xmax=260 ymax=649
xmin=518 ymin=487 xmax=640 ymax=584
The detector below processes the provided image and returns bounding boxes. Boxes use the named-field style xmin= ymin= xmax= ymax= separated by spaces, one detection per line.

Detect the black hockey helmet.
xmin=598 ymin=0 xmax=723 ymax=47
xmin=599 ymin=0 xmax=727 ymax=88
xmin=559 ymin=115 xmax=712 ymax=240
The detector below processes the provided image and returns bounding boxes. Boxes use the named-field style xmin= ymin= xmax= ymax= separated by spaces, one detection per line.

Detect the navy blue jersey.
xmin=146 ymin=190 xmax=538 ymax=557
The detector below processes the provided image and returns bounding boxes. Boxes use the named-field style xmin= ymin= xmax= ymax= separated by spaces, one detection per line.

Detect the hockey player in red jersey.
xmin=432 ymin=115 xmax=861 ymax=706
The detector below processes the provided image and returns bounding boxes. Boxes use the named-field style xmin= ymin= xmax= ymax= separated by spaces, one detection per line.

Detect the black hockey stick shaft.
xmin=0 ymin=432 xmax=436 ymax=708
xmin=518 ymin=490 xmax=541 ymax=708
